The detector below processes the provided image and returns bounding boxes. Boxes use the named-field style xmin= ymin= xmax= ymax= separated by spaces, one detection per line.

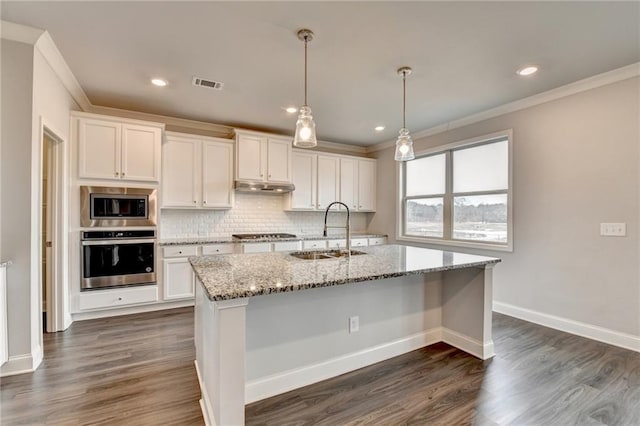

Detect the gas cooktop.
xmin=232 ymin=233 xmax=297 ymax=240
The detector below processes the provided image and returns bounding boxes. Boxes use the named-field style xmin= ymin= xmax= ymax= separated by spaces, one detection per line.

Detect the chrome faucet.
xmin=323 ymin=201 xmax=351 ymax=259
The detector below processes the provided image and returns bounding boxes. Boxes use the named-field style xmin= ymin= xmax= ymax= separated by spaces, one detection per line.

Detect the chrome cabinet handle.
xmin=193 ymin=200 xmax=197 ymax=204
xmin=121 ymin=172 xmax=125 ymax=177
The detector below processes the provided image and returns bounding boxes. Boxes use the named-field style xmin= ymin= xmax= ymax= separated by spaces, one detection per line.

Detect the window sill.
xmin=397 ymin=235 xmax=513 ymax=253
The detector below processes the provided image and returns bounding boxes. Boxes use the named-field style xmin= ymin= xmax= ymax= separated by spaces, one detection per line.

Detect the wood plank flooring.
xmin=2 ymin=308 xmax=639 ymax=425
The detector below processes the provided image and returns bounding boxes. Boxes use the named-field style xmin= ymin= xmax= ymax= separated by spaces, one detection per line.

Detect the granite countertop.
xmin=190 ymin=244 xmax=501 ymax=301
xmin=159 ymin=233 xmax=387 ymax=246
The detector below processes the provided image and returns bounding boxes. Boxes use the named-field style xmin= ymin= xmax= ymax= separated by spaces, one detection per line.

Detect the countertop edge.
xmin=160 ymin=234 xmax=388 ymax=246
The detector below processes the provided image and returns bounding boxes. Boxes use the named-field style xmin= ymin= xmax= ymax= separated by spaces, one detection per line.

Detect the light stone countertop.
xmin=189 ymin=244 xmax=500 ymax=301
xmin=159 ymin=233 xmax=387 ymax=246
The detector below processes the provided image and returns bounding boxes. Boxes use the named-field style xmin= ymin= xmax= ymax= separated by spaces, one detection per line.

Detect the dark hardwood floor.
xmin=2 ymin=307 xmax=639 ymax=425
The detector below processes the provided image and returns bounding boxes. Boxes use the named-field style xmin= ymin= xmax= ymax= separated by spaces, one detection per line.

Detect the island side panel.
xmin=441 ymin=265 xmax=495 ymax=359
xmin=195 ymin=280 xmax=248 ymax=426
xmin=244 ymin=273 xmax=443 ymax=403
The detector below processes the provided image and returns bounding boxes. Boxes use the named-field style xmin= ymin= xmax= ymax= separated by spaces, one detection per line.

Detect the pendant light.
xmin=293 ymin=29 xmax=318 ymax=148
xmin=394 ymin=66 xmax=415 ymax=161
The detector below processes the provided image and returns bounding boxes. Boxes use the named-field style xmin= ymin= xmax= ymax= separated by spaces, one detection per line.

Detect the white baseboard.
xmin=1 ymin=349 xmax=38 ymax=377
xmin=194 ymin=360 xmax=215 ymax=426
xmin=245 ymin=328 xmax=442 ymax=404
xmin=441 ymin=327 xmax=494 ymax=360
xmin=493 ymin=301 xmax=640 ymax=353
xmin=71 ymin=300 xmax=194 ymax=321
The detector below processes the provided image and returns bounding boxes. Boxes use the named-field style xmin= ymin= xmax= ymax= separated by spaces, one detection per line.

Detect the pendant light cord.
xmin=402 ymin=70 xmax=406 ymax=129
xmin=304 ymin=36 xmax=308 ymax=107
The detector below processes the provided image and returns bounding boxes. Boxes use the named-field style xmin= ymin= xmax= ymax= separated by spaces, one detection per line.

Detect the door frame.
xmin=39 ymin=117 xmax=69 ymax=334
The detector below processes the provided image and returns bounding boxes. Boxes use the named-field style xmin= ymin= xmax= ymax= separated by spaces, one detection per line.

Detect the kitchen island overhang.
xmin=191 ymin=245 xmax=500 ymax=426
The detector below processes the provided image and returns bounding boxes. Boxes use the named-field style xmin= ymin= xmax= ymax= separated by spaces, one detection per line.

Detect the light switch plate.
xmin=600 ymin=223 xmax=626 ymax=237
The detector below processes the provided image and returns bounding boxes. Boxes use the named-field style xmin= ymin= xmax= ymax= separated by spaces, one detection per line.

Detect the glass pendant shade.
xmin=293 ymin=105 xmax=317 ymax=148
xmin=394 ymin=127 xmax=415 ymax=161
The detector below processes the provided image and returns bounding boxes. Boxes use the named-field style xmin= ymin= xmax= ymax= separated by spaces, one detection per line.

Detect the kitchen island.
xmin=191 ymin=244 xmax=500 ymax=426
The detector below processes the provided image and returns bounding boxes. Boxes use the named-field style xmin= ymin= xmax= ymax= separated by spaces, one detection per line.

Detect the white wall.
xmin=160 ymin=192 xmax=371 ymax=239
xmin=0 ymin=35 xmax=79 ymax=375
xmin=370 ymin=77 xmax=640 ymax=343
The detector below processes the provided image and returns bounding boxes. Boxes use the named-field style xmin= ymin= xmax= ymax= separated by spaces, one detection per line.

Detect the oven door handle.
xmin=82 ymin=239 xmax=157 ymax=246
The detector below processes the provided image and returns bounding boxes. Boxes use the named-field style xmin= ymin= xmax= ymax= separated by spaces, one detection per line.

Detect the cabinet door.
xmin=237 ymin=134 xmax=265 ymax=181
xmin=339 ymin=158 xmax=358 ymax=210
xmin=162 ymin=137 xmax=199 ymax=207
xmin=266 ymin=137 xmax=292 ymax=183
xmin=317 ymin=155 xmax=340 ymax=210
xmin=121 ymin=124 xmax=162 ymax=182
xmin=290 ymin=151 xmax=317 ymax=210
xmin=202 ymin=141 xmax=233 ymax=208
xmin=163 ymin=258 xmax=195 ymax=300
xmin=78 ymin=118 xmax=121 ymax=179
xmin=358 ymin=160 xmax=376 ymax=211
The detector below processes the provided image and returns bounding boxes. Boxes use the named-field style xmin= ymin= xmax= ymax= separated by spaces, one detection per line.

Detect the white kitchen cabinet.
xmin=202 ymin=244 xmax=234 ymax=255
xmin=368 ymin=237 xmax=387 ymax=246
xmin=350 ymin=238 xmax=368 ymax=247
xmin=162 ymin=132 xmax=233 ymax=209
xmin=289 ymin=151 xmax=317 ymax=209
xmin=339 ymin=158 xmax=377 ymax=212
xmin=273 ymin=241 xmax=301 ymax=252
xmin=78 ymin=286 xmax=158 ymax=310
xmin=327 ymin=239 xmax=347 ymax=249
xmin=236 ymin=130 xmax=292 ymax=183
xmin=163 ymin=257 xmax=195 ymax=300
xmin=339 ymin=157 xmax=358 ymax=210
xmin=76 ymin=113 xmax=163 ymax=182
xmin=302 ymin=240 xmax=327 ymax=250
xmin=317 ymin=155 xmax=340 ymax=210
xmin=287 ymin=152 xmax=340 ymax=211
xmin=357 ymin=159 xmax=377 ymax=212
xmin=241 ymin=243 xmax=272 ymax=254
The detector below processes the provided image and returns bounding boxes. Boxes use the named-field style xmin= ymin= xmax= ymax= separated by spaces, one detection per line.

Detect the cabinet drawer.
xmin=368 ymin=237 xmax=387 ymax=246
xmin=202 ymin=244 xmax=234 ymax=255
xmin=302 ymin=240 xmax=327 ymax=250
xmin=242 ymin=243 xmax=272 ymax=254
xmin=273 ymin=241 xmax=301 ymax=252
xmin=163 ymin=245 xmax=198 ymax=258
xmin=79 ymin=286 xmax=158 ymax=310
xmin=327 ymin=239 xmax=347 ymax=249
xmin=350 ymin=238 xmax=368 ymax=247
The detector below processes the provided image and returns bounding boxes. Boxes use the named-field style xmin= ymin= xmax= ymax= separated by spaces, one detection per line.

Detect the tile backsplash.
xmin=160 ymin=193 xmax=370 ymax=239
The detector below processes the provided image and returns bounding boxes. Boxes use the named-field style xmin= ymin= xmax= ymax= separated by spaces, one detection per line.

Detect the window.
xmin=399 ymin=131 xmax=512 ymax=251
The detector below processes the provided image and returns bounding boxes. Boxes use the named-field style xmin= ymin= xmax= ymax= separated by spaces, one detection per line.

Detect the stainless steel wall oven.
xmin=81 ymin=186 xmax=157 ymax=227
xmin=81 ymin=230 xmax=156 ymax=290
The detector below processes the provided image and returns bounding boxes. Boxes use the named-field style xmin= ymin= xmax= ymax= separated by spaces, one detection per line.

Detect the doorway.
xmin=41 ymin=126 xmax=63 ymax=334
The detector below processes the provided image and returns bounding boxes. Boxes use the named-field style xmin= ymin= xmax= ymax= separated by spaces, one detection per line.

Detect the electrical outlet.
xmin=349 ymin=316 xmax=359 ymax=333
xmin=600 ymin=223 xmax=627 ymax=237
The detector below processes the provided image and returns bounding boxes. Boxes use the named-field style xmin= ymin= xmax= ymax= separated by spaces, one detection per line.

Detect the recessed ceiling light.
xmin=516 ymin=66 xmax=538 ymax=76
xmin=285 ymin=107 xmax=298 ymax=114
xmin=151 ymin=78 xmax=168 ymax=87
xmin=374 ymin=125 xmax=385 ymax=132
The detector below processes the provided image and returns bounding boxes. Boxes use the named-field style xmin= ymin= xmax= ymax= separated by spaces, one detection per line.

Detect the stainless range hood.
xmin=234 ymin=180 xmax=295 ymax=194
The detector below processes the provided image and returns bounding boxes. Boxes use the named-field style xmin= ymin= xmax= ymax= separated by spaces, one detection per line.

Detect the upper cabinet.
xmin=162 ymin=132 xmax=233 ymax=209
xmin=235 ymin=130 xmax=292 ymax=183
xmin=75 ymin=113 xmax=163 ymax=182
xmin=288 ymin=150 xmax=376 ymax=212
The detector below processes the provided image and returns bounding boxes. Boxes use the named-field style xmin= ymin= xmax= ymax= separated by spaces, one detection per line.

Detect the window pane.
xmin=406 ymin=198 xmax=443 ymax=238
xmin=453 ymin=140 xmax=508 ymax=193
xmin=406 ymin=153 xmax=446 ymax=196
xmin=453 ymin=194 xmax=507 ymax=243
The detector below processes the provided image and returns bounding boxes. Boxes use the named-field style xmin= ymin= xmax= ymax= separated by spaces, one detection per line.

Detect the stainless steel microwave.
xmin=80 ymin=186 xmax=157 ymax=227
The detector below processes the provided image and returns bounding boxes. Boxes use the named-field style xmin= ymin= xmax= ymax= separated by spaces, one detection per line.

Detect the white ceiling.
xmin=2 ymin=1 xmax=639 ymax=146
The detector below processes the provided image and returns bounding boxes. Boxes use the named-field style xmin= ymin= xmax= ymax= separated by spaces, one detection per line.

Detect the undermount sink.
xmin=289 ymin=250 xmax=367 ymax=260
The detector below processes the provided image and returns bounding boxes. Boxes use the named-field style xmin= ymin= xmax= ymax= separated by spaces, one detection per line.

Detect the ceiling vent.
xmin=192 ymin=77 xmax=224 ymax=90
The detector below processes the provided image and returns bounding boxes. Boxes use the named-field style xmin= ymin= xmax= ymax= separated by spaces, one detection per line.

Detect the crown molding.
xmin=367 ymin=62 xmax=640 ymax=153
xmin=34 ymin=31 xmax=92 ymax=111
xmin=0 ymin=20 xmax=43 ymax=44
xmin=90 ymin=105 xmax=235 ymax=138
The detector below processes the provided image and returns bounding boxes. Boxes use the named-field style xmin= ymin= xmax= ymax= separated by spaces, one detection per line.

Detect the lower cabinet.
xmin=78 ymin=286 xmax=158 ymax=311
xmin=163 ymin=257 xmax=195 ymax=300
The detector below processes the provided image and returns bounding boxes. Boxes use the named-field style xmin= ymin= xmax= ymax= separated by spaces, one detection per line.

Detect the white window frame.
xmin=397 ymin=129 xmax=513 ymax=252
